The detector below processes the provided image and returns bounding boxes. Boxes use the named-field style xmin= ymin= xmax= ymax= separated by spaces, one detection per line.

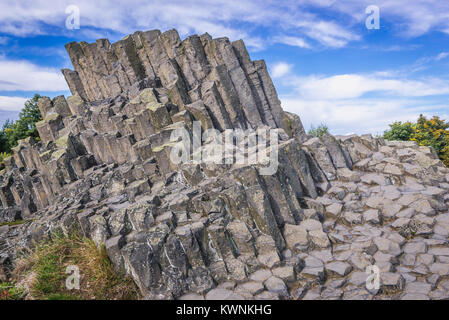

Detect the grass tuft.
xmin=0 ymin=219 xmax=32 ymax=227
xmin=8 ymin=230 xmax=139 ymax=300
xmin=0 ymin=282 xmax=26 ymax=300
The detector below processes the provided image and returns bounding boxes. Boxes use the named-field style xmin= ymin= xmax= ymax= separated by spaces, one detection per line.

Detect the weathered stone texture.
xmin=1 ymin=29 xmax=449 ymax=301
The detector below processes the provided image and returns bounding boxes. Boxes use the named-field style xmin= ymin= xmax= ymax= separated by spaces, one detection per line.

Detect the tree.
xmin=6 ymin=94 xmax=42 ymax=149
xmin=384 ymin=114 xmax=449 ymax=167
xmin=0 ymin=94 xmax=42 ymax=155
xmin=0 ymin=120 xmax=13 ymax=153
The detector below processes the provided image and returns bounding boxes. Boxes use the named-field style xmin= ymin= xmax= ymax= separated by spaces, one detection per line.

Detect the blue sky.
xmin=0 ymin=0 xmax=449 ymax=135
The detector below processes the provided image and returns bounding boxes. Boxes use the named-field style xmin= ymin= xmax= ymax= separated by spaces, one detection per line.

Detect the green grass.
xmin=45 ymin=293 xmax=80 ymax=300
xmin=13 ymin=230 xmax=139 ymax=300
xmin=0 ymin=282 xmax=26 ymax=300
xmin=0 ymin=219 xmax=31 ymax=227
xmin=32 ymin=245 xmax=67 ymax=295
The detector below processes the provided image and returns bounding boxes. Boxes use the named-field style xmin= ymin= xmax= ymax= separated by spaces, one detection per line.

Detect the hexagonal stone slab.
xmin=205 ymin=289 xmax=245 ymax=300
xmin=326 ymin=261 xmax=353 ymax=277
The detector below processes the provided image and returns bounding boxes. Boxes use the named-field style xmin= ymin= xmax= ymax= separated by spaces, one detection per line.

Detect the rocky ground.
xmin=1 ymin=29 xmax=448 ymax=300
xmin=181 ymin=138 xmax=449 ymax=300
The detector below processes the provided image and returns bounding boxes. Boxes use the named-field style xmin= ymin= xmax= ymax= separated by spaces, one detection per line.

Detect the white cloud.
xmin=0 ymin=1 xmax=272 ymax=50
xmin=318 ymin=0 xmax=449 ymax=37
xmin=287 ymin=74 xmax=449 ymax=100
xmin=276 ymin=69 xmax=449 ymax=134
xmin=271 ymin=62 xmax=292 ymax=78
xmin=0 ymin=58 xmax=68 ymax=92
xmin=0 ymin=96 xmax=29 ymax=111
xmin=281 ymin=97 xmax=444 ymax=135
xmin=301 ymin=20 xmax=360 ymax=48
xmin=436 ymin=52 xmax=449 ymax=61
xmin=1 ymin=0 xmax=449 ymax=51
xmin=0 ymin=0 xmax=360 ymax=50
xmin=274 ymin=36 xmax=310 ymax=48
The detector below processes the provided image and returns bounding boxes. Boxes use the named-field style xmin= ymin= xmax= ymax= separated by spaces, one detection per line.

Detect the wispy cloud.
xmin=320 ymin=0 xmax=449 ymax=37
xmin=274 ymin=36 xmax=311 ymax=48
xmin=288 ymin=73 xmax=449 ymax=100
xmin=301 ymin=20 xmax=360 ymax=48
xmin=436 ymin=52 xmax=449 ymax=61
xmin=0 ymin=96 xmax=28 ymax=112
xmin=0 ymin=58 xmax=68 ymax=91
xmin=0 ymin=0 xmax=360 ymax=50
xmin=2 ymin=0 xmax=449 ymax=51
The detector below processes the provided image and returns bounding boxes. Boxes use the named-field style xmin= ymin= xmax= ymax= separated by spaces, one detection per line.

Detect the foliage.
xmin=0 ymin=282 xmax=26 ymax=300
xmin=384 ymin=114 xmax=449 ymax=167
xmin=383 ymin=121 xmax=414 ymax=141
xmin=13 ymin=230 xmax=139 ymax=300
xmin=0 ymin=151 xmax=12 ymax=170
xmin=308 ymin=123 xmax=329 ymax=138
xmin=0 ymin=121 xmax=13 ymax=154
xmin=0 ymin=219 xmax=30 ymax=227
xmin=0 ymin=94 xmax=42 ymax=154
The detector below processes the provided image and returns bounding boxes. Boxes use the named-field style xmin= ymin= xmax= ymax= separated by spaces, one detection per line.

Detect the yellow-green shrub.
xmin=384 ymin=114 xmax=449 ymax=167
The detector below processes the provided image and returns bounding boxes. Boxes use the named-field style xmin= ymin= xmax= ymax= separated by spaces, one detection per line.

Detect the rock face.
xmin=1 ymin=29 xmax=449 ymax=300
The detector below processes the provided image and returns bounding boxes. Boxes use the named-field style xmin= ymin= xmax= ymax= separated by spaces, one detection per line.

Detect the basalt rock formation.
xmin=1 ymin=29 xmax=449 ymax=300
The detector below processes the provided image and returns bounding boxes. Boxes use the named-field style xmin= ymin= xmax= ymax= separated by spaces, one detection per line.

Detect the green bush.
xmin=308 ymin=123 xmax=329 ymax=138
xmin=383 ymin=121 xmax=414 ymax=141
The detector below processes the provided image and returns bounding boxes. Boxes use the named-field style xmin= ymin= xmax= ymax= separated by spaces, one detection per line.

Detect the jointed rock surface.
xmin=1 ymin=29 xmax=449 ymax=300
